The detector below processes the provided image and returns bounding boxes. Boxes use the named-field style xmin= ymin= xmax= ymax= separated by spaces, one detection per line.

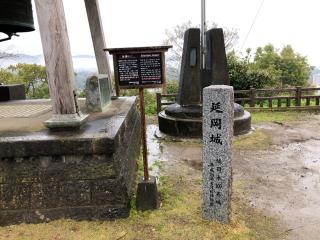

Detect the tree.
xmin=253 ymin=44 xmax=310 ymax=87
xmin=228 ymin=51 xmax=275 ymax=90
xmin=0 ymin=63 xmax=49 ymax=99
xmin=163 ymin=21 xmax=239 ymax=70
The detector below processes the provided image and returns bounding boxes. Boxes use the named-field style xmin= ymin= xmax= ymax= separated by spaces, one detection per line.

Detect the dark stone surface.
xmin=234 ymin=103 xmax=245 ymax=118
xmin=0 ymin=84 xmax=26 ymax=101
xmin=0 ymin=97 xmax=141 ymax=225
xmin=204 ymin=28 xmax=229 ymax=86
xmin=233 ymin=110 xmax=251 ymax=135
xmin=165 ymin=103 xmax=202 ymax=118
xmin=136 ymin=176 xmax=159 ymax=211
xmin=158 ymin=111 xmax=202 ymax=138
xmin=0 ymin=205 xmax=129 ymax=226
xmin=177 ymin=28 xmax=201 ymax=106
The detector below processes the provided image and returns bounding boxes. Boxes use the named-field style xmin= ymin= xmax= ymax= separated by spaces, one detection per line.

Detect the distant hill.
xmin=0 ymin=54 xmax=98 ymax=69
xmin=0 ymin=53 xmax=181 ymax=90
xmin=0 ymin=54 xmax=98 ymax=91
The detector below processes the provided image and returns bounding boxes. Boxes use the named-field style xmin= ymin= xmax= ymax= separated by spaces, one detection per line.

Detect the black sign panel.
xmin=116 ymin=52 xmax=163 ymax=87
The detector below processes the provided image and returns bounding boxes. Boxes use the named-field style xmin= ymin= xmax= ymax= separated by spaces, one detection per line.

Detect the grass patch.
xmin=251 ymin=111 xmax=315 ymax=124
xmin=234 ymin=130 xmax=272 ymax=150
xmin=0 ymin=171 xmax=284 ymax=240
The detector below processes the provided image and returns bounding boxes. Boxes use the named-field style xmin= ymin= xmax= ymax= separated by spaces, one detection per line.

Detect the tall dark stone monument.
xmin=177 ymin=28 xmax=201 ymax=106
xmin=204 ymin=28 xmax=229 ymax=86
xmin=158 ymin=28 xmax=251 ymax=137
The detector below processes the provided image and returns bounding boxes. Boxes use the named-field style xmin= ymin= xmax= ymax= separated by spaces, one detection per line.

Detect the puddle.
xmin=146 ymin=124 xmax=163 ymax=176
xmin=234 ymin=138 xmax=320 ymax=240
xmin=146 ymin=121 xmax=320 ymax=240
xmin=146 ymin=124 xmax=202 ymax=176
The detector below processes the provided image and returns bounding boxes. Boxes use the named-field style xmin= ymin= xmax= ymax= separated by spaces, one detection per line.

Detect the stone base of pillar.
xmin=158 ymin=103 xmax=251 ymax=137
xmin=44 ymin=113 xmax=89 ymax=129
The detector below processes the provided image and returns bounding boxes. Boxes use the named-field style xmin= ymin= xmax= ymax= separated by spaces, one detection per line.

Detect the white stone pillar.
xmin=202 ymin=85 xmax=234 ymax=224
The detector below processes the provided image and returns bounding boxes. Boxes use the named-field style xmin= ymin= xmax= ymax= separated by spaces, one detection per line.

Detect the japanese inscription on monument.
xmin=202 ymin=85 xmax=234 ymax=224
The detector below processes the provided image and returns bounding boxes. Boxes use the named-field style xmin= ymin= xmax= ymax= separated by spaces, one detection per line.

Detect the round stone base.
xmin=158 ymin=111 xmax=202 ymax=138
xmin=158 ymin=104 xmax=251 ymax=137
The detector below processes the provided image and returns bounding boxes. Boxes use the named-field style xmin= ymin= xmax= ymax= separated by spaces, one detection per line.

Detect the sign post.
xmin=139 ymin=87 xmax=149 ymax=181
xmin=106 ymin=46 xmax=171 ymax=210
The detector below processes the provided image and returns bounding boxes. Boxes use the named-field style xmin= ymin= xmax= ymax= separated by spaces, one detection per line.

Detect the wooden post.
xmin=306 ymin=97 xmax=310 ymax=106
xmin=161 ymin=52 xmax=167 ymax=94
xmin=156 ymin=93 xmax=162 ymax=114
xmin=249 ymin=87 xmax=255 ymax=108
xmin=112 ymin=55 xmax=120 ymax=97
xmin=287 ymin=98 xmax=291 ymax=107
xmin=277 ymin=98 xmax=281 ymax=108
xmin=84 ymin=0 xmax=113 ymax=96
xmin=35 ymin=0 xmax=76 ymax=115
xmin=296 ymin=87 xmax=302 ymax=107
xmin=268 ymin=98 xmax=272 ymax=108
xmin=139 ymin=88 xmax=149 ymax=181
xmin=259 ymin=100 xmax=263 ymax=108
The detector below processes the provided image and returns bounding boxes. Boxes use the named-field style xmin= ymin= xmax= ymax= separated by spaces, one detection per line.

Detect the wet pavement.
xmin=147 ymin=116 xmax=320 ymax=240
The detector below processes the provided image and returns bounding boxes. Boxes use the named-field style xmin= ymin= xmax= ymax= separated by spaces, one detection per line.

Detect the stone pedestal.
xmin=158 ymin=103 xmax=250 ymax=137
xmin=0 ymin=97 xmax=141 ymax=225
xmin=44 ymin=113 xmax=88 ymax=129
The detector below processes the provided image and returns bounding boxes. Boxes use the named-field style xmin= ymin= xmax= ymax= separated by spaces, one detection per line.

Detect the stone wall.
xmin=0 ymin=97 xmax=141 ymax=225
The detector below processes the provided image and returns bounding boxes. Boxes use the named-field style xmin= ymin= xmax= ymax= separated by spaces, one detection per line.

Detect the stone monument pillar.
xmin=177 ymin=28 xmax=201 ymax=106
xmin=158 ymin=29 xmax=203 ymax=137
xmin=203 ymin=28 xmax=229 ymax=87
xmin=158 ymin=28 xmax=251 ymax=137
xmin=202 ymin=85 xmax=233 ymax=224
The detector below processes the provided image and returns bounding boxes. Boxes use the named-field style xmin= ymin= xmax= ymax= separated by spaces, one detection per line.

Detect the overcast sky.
xmin=1 ymin=0 xmax=319 ymax=66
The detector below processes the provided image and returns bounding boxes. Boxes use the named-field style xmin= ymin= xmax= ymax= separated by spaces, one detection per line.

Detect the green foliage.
xmin=77 ymin=90 xmax=86 ymax=98
xmin=144 ymin=91 xmax=157 ymax=115
xmin=251 ymin=111 xmax=313 ymax=124
xmin=121 ymin=89 xmax=157 ymax=115
xmin=0 ymin=63 xmax=49 ymax=99
xmin=228 ymin=44 xmax=311 ymax=90
xmin=228 ymin=52 xmax=274 ymax=90
xmin=166 ymin=80 xmax=179 ymax=94
xmin=253 ymin=44 xmax=310 ymax=87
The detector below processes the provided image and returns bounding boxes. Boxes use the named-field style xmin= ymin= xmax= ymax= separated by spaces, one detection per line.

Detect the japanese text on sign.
xmin=117 ymin=53 xmax=163 ymax=87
